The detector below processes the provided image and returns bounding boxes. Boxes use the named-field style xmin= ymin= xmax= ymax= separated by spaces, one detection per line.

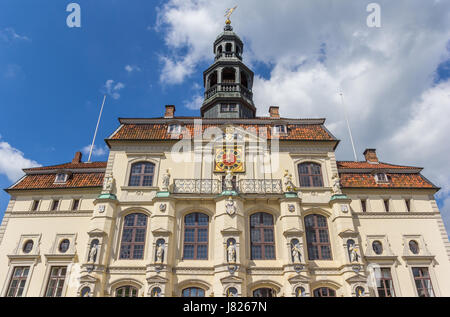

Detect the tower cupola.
xmin=201 ymin=18 xmax=256 ymax=119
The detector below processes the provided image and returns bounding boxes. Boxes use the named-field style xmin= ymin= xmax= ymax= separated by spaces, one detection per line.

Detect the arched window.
xmin=241 ymin=72 xmax=248 ymax=88
xmin=128 ymin=162 xmax=155 ymax=187
xmin=22 ymin=240 xmax=34 ymax=254
xmin=182 ymin=287 xmax=205 ymax=297
xmin=298 ymin=163 xmax=324 ymax=187
xmin=313 ymin=287 xmax=336 ymax=297
xmin=409 ymin=240 xmax=419 ymax=254
xmin=151 ymin=287 xmax=162 ymax=297
xmin=222 ymin=68 xmax=236 ymax=83
xmin=225 ymin=43 xmax=232 ymax=52
xmin=305 ymin=214 xmax=332 ymax=260
xmin=372 ymin=241 xmax=383 ymax=255
xmin=183 ymin=213 xmax=209 ymax=260
xmin=119 ymin=213 xmax=148 ymax=259
xmin=253 ymin=288 xmax=276 ymax=297
xmin=227 ymin=287 xmax=238 ymax=297
xmin=59 ymin=239 xmax=70 ymax=253
xmin=250 ymin=213 xmax=275 ymax=260
xmin=208 ymin=71 xmax=217 ymax=88
xmin=295 ymin=286 xmax=306 ymax=297
xmin=115 ymin=286 xmax=138 ymax=297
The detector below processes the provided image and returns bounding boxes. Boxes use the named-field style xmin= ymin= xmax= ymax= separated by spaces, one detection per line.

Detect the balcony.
xmin=204 ymin=83 xmax=253 ymax=102
xmin=172 ymin=179 xmax=283 ymax=195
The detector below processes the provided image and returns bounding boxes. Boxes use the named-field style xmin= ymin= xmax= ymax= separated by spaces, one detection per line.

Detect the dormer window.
xmin=375 ymin=173 xmax=389 ymax=183
xmin=168 ymin=124 xmax=182 ymax=134
xmin=273 ymin=125 xmax=287 ymax=134
xmin=55 ymin=173 xmax=68 ymax=184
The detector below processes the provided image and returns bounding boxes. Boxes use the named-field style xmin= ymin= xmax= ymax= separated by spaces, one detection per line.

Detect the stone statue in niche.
xmin=227 ymin=241 xmax=236 ymax=263
xmin=88 ymin=243 xmax=98 ymax=263
xmin=226 ymin=197 xmax=236 ymax=216
xmin=291 ymin=240 xmax=302 ymax=263
xmin=156 ymin=241 xmax=165 ymax=263
xmin=161 ymin=170 xmax=171 ymax=191
xmin=224 ymin=170 xmax=234 ymax=191
xmin=348 ymin=240 xmax=360 ymax=263
xmin=103 ymin=175 xmax=114 ymax=193
xmin=283 ymin=170 xmax=296 ymax=192
xmin=332 ymin=173 xmax=342 ymax=195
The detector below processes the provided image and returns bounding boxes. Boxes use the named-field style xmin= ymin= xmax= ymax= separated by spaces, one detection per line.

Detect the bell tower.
xmin=201 ymin=19 xmax=256 ymax=118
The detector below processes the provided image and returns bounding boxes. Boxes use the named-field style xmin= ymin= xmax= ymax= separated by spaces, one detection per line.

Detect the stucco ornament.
xmin=225 ymin=197 xmax=236 ymax=216
xmin=283 ymin=170 xmax=296 ymax=192
xmin=156 ymin=242 xmax=165 ymax=263
xmin=161 ymin=169 xmax=171 ymax=191
xmin=227 ymin=241 xmax=236 ymax=263
xmin=332 ymin=173 xmax=342 ymax=195
xmin=88 ymin=243 xmax=98 ymax=264
xmin=288 ymin=204 xmax=296 ymax=213
xmin=103 ymin=175 xmax=114 ymax=193
xmin=97 ymin=205 xmax=106 ymax=213
xmin=224 ymin=170 xmax=234 ymax=191
xmin=291 ymin=241 xmax=302 ymax=263
xmin=159 ymin=204 xmax=167 ymax=212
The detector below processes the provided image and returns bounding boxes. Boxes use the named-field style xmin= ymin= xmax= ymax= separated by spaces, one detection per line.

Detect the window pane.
xmin=264 ymin=229 xmax=274 ymax=242
xmin=252 ymin=246 xmax=262 ymax=259
xmin=251 ymin=229 xmax=261 ymax=242
xmin=265 ymin=245 xmax=275 ymax=259
xmin=197 ymin=245 xmax=207 ymax=259
xmin=197 ymin=229 xmax=208 ymax=242
xmin=120 ymin=245 xmax=131 ymax=259
xmin=184 ymin=229 xmax=195 ymax=242
xmin=142 ymin=176 xmax=153 ymax=186
xmin=134 ymin=229 xmax=146 ymax=242
xmin=198 ymin=214 xmax=209 ymax=225
xmin=122 ymin=229 xmax=133 ymax=242
xmin=184 ymin=245 xmax=194 ymax=259
xmin=132 ymin=245 xmax=144 ymax=259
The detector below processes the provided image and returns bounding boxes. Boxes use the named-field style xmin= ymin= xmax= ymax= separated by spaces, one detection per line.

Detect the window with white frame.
xmin=273 ymin=125 xmax=287 ymax=134
xmin=374 ymin=173 xmax=389 ymax=183
xmin=168 ymin=124 xmax=182 ymax=134
xmin=6 ymin=267 xmax=30 ymax=297
xmin=54 ymin=173 xmax=68 ymax=183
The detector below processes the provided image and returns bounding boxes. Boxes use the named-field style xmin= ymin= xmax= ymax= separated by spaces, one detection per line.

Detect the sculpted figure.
xmin=283 ymin=170 xmax=296 ymax=192
xmin=225 ymin=170 xmax=234 ymax=191
xmin=156 ymin=242 xmax=165 ymax=263
xmin=291 ymin=242 xmax=302 ymax=263
xmin=89 ymin=244 xmax=98 ymax=263
xmin=103 ymin=176 xmax=114 ymax=193
xmin=348 ymin=243 xmax=360 ymax=262
xmin=332 ymin=173 xmax=342 ymax=194
xmin=227 ymin=241 xmax=236 ymax=263
xmin=161 ymin=170 xmax=171 ymax=191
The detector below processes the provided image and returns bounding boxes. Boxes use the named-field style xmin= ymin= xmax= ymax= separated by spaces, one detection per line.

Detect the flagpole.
xmin=340 ymin=92 xmax=358 ymax=162
xmin=88 ymin=95 xmax=107 ymax=163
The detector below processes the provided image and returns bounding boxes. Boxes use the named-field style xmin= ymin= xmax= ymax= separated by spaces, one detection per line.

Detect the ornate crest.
xmin=97 ymin=205 xmax=105 ymax=213
xmin=159 ymin=204 xmax=167 ymax=212
xmin=226 ymin=197 xmax=236 ymax=216
xmin=288 ymin=204 xmax=296 ymax=213
xmin=294 ymin=264 xmax=304 ymax=273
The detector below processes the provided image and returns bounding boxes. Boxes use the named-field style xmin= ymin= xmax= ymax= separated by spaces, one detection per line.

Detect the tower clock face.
xmin=214 ymin=148 xmax=245 ymax=173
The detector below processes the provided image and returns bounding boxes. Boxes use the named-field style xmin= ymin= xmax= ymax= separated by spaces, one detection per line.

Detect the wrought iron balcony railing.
xmin=172 ymin=179 xmax=283 ymax=195
xmin=173 ymin=179 xmax=222 ymax=194
xmin=239 ymin=179 xmax=283 ymax=194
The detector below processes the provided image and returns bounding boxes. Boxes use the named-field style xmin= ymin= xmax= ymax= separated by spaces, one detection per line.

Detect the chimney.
xmin=363 ymin=149 xmax=379 ymax=163
xmin=164 ymin=105 xmax=176 ymax=118
xmin=72 ymin=152 xmax=83 ymax=164
xmin=269 ymin=106 xmax=280 ymax=119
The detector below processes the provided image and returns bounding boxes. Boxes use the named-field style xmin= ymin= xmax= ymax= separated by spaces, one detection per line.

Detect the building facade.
xmin=0 ymin=21 xmax=450 ymax=298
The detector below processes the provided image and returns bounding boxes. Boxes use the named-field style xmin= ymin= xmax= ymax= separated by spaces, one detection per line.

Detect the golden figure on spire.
xmin=225 ymin=6 xmax=238 ymax=25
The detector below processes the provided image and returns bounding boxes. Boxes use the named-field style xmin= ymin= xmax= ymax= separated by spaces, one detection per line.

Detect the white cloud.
xmin=0 ymin=28 xmax=30 ymax=42
xmin=125 ymin=65 xmax=142 ymax=73
xmin=81 ymin=145 xmax=108 ymax=158
xmin=184 ymin=94 xmax=204 ymax=110
xmin=0 ymin=138 xmax=40 ymax=182
xmin=102 ymin=79 xmax=125 ymax=100
xmin=155 ymin=0 xmax=450 ymax=232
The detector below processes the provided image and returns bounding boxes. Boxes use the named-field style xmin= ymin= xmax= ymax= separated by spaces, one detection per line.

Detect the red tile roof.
xmin=110 ymin=123 xmax=335 ymax=141
xmin=339 ymin=173 xmax=436 ymax=189
xmin=23 ymin=161 xmax=107 ymax=172
xmin=9 ymin=173 xmax=104 ymax=190
xmin=337 ymin=161 xmax=420 ymax=170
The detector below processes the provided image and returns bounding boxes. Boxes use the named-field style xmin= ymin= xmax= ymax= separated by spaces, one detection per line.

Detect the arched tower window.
xmin=183 ymin=213 xmax=209 ymax=260
xmin=208 ymin=71 xmax=217 ymax=88
xmin=225 ymin=43 xmax=232 ymax=52
xmin=250 ymin=213 xmax=275 ymax=260
xmin=305 ymin=214 xmax=332 ymax=260
xmin=298 ymin=162 xmax=324 ymax=187
xmin=241 ymin=71 xmax=249 ymax=88
xmin=222 ymin=68 xmax=236 ymax=83
xmin=128 ymin=162 xmax=155 ymax=187
xmin=119 ymin=213 xmax=148 ymax=259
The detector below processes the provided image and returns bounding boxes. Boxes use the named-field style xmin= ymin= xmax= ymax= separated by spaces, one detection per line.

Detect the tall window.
xmin=119 ymin=213 xmax=148 ymax=259
xmin=182 ymin=287 xmax=205 ymax=297
xmin=376 ymin=268 xmax=395 ymax=297
xmin=183 ymin=213 xmax=209 ymax=260
xmin=412 ymin=267 xmax=434 ymax=297
xmin=298 ymin=163 xmax=323 ymax=187
xmin=116 ymin=286 xmax=138 ymax=297
xmin=51 ymin=199 xmax=60 ymax=211
xmin=250 ymin=213 xmax=275 ymax=260
xmin=6 ymin=267 xmax=29 ymax=297
xmin=305 ymin=215 xmax=332 ymax=260
xmin=361 ymin=199 xmax=367 ymax=212
xmin=383 ymin=199 xmax=390 ymax=212
xmin=128 ymin=162 xmax=155 ymax=187
xmin=405 ymin=199 xmax=411 ymax=212
xmin=72 ymin=199 xmax=80 ymax=211
xmin=31 ymin=200 xmax=40 ymax=211
xmin=313 ymin=287 xmax=336 ymax=297
xmin=45 ymin=267 xmax=67 ymax=297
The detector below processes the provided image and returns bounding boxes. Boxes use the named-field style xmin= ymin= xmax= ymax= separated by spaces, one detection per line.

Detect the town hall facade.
xmin=0 ymin=20 xmax=449 ymax=297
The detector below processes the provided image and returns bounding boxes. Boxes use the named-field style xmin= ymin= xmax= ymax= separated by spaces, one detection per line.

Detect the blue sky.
xmin=0 ymin=1 xmax=449 ymax=236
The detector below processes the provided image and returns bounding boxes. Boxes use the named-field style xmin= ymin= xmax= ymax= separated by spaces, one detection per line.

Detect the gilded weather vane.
xmin=224 ymin=6 xmax=238 ymax=24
